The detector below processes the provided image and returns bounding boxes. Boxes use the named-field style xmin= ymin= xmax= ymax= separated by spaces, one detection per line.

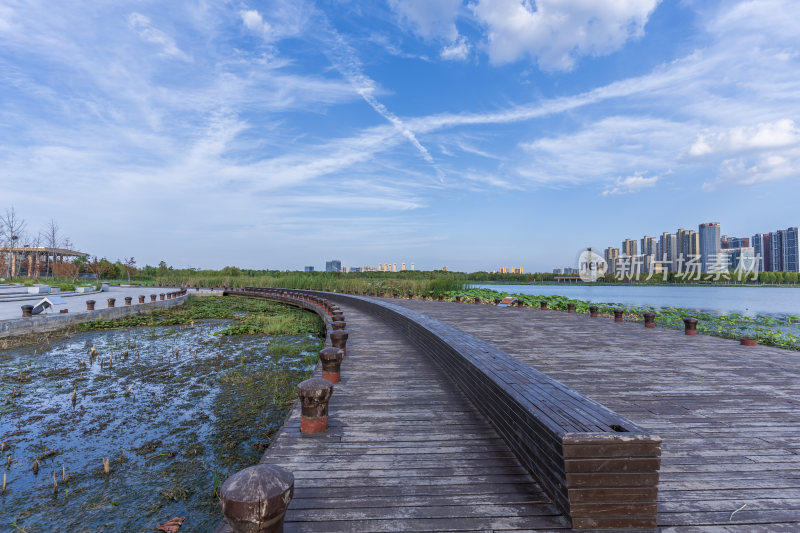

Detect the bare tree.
xmin=43 ymin=219 xmax=61 ymax=277
xmin=0 ymin=207 xmax=27 ymax=278
xmin=28 ymin=233 xmax=42 ymax=278
xmin=122 ymin=257 xmax=137 ymax=283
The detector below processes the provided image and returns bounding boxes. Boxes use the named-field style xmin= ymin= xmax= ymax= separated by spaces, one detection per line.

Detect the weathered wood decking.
xmin=386 ymin=299 xmax=800 ymax=531
xmin=261 ymin=300 xmax=571 ymax=531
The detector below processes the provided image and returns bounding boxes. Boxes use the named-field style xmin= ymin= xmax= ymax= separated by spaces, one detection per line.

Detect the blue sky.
xmin=1 ymin=0 xmax=798 ymax=271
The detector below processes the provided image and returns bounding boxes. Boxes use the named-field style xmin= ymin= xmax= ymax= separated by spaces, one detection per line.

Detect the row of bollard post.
xmin=217 ymin=287 xmax=351 ymax=532
xmin=444 ymin=290 xmax=709 ymax=336
xmin=21 ymin=288 xmax=188 ymax=316
xmin=432 ymin=284 xmax=720 ymax=338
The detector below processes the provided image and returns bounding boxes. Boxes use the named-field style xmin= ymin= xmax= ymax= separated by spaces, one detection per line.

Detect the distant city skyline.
xmin=2 ymin=1 xmax=798 ymax=271
xmin=595 ymin=222 xmax=799 ymax=277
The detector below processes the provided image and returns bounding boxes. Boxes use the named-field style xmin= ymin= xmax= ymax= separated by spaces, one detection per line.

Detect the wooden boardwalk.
xmin=386 ymin=299 xmax=800 ymax=532
xmin=261 ymin=300 xmax=571 ymax=531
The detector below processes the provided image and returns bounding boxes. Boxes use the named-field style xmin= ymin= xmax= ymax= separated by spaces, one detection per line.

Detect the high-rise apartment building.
xmin=677 ymin=229 xmax=699 ymax=260
xmin=304 ymin=266 xmax=314 ymax=271
xmin=782 ymin=227 xmax=799 ymax=272
xmin=410 ymin=263 xmax=415 ymax=271
xmin=640 ymin=236 xmax=658 ymax=273
xmin=752 ymin=233 xmax=770 ymax=271
xmin=325 ymin=260 xmax=342 ymax=272
xmin=622 ymin=238 xmax=638 ymax=257
xmin=722 ymin=247 xmax=755 ymax=273
xmin=511 ymin=267 xmax=523 ymax=274
xmin=498 ymin=267 xmax=509 ymax=274
xmin=699 ymin=222 xmax=721 ymax=272
xmin=722 ymin=236 xmax=750 ymax=249
xmin=657 ymin=232 xmax=677 ymax=271
xmin=604 ymin=247 xmax=620 ymax=275
xmin=768 ymin=231 xmax=783 ymax=272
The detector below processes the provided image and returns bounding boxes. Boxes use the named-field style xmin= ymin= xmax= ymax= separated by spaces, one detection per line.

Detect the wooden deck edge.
xmin=307 ymin=290 xmax=662 ymax=530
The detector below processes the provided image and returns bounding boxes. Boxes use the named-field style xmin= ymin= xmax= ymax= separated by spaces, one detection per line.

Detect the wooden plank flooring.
xmin=260 ymin=301 xmax=570 ymax=532
xmin=386 ymin=299 xmax=800 ymax=531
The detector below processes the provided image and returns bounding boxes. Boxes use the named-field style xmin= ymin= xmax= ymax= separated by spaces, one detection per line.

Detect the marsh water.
xmin=474 ymin=284 xmax=800 ymax=318
xmin=0 ymin=319 xmax=320 ymax=531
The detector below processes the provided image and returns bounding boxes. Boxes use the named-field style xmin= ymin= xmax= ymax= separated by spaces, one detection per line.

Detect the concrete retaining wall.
xmin=0 ymin=294 xmax=188 ymax=339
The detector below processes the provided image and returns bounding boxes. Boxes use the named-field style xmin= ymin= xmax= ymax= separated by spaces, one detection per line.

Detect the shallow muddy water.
xmin=0 ymin=319 xmax=320 ymax=531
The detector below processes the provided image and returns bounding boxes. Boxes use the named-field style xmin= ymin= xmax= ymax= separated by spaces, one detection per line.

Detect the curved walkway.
xmin=261 ymin=300 xmax=570 ymax=532
xmin=385 ymin=298 xmax=800 ymax=531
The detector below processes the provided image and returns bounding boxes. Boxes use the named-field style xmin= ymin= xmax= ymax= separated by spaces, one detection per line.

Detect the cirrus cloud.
xmin=602 ymin=173 xmax=659 ymax=195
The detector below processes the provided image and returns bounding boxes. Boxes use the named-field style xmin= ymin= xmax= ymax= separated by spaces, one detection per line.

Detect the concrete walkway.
xmin=0 ymin=286 xmax=217 ymax=322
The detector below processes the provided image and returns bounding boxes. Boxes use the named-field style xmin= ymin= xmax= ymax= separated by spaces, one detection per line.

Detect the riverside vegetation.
xmin=0 ymin=296 xmax=323 ymax=531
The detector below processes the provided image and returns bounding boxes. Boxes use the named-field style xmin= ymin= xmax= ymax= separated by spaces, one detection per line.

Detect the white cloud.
xmin=128 ymin=13 xmax=190 ymax=61
xmin=471 ymin=0 xmax=659 ymax=70
xmin=441 ymin=36 xmax=470 ymax=60
xmin=388 ymin=0 xmax=462 ymax=41
xmin=703 ymin=153 xmax=800 ymax=191
xmin=689 ymin=119 xmax=800 ymax=190
xmin=602 ymin=173 xmax=659 ymax=195
xmin=239 ymin=2 xmax=311 ymax=42
xmin=518 ymin=116 xmax=692 ymax=185
xmin=689 ymin=119 xmax=800 ymax=156
xmin=241 ymin=10 xmax=271 ymax=35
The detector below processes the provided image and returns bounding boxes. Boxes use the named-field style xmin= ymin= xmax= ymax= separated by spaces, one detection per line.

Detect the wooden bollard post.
xmin=124 ymin=297 xmax=132 ymax=306
xmin=589 ymin=305 xmax=598 ymax=317
xmin=516 ymin=300 xmax=524 ymax=307
xmin=138 ymin=295 xmax=145 ymax=304
xmin=567 ymin=303 xmax=576 ymax=313
xmin=474 ymin=297 xmax=481 ymax=305
xmin=86 ymin=300 xmax=96 ymax=311
xmin=319 ymin=347 xmax=344 ymax=383
xmin=331 ymin=320 xmax=346 ymax=330
xmin=684 ymin=318 xmax=698 ymax=335
xmin=614 ymin=309 xmax=624 ymax=322
xmin=643 ymin=312 xmax=655 ymax=328
xmin=331 ymin=312 xmax=344 ymax=323
xmin=494 ymin=298 xmax=502 ymax=305
xmin=159 ymin=293 xmax=165 ymax=301
xmin=438 ymin=295 xmax=444 ymax=301
xmin=107 ymin=298 xmax=115 ymax=308
xmin=297 ymin=378 xmax=333 ymax=433
xmin=21 ymin=305 xmax=33 ymax=317
xmin=329 ymin=330 xmax=349 ymax=357
xmin=455 ymin=296 xmax=462 ymax=303
xmin=220 ymin=464 xmax=294 ymax=533
xmin=150 ymin=294 xmax=157 ymax=302
xmin=540 ymin=300 xmax=547 ymax=310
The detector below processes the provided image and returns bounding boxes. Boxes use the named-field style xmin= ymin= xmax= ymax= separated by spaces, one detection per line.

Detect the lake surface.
xmin=472 ymin=284 xmax=800 ymax=317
